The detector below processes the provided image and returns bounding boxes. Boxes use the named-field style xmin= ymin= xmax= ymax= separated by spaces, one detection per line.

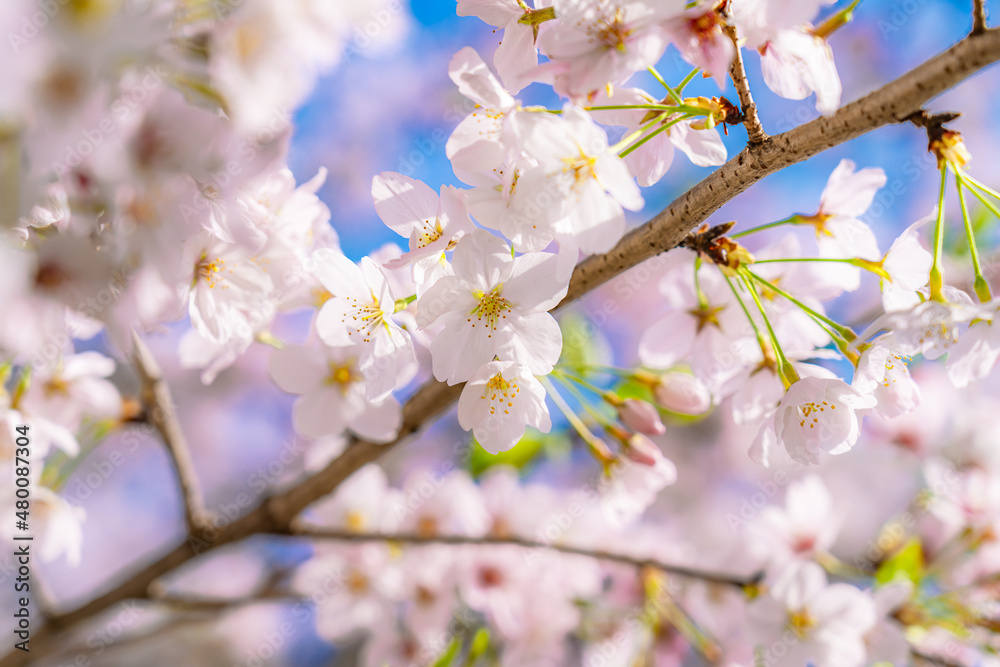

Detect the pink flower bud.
xmin=618 ymin=398 xmax=665 ymax=436
xmin=653 ymin=373 xmax=711 ymax=415
xmin=622 ymin=434 xmax=663 ymax=467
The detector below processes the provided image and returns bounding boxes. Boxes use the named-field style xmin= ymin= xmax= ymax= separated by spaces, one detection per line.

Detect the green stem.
xmin=610 ymin=114 xmax=666 ymax=154
xmin=559 ymin=363 xmax=634 ymax=378
xmin=929 ymin=167 xmax=949 ymax=302
xmin=648 ymin=66 xmax=683 ymax=105
xmin=731 ymin=215 xmax=801 ymax=239
xmin=517 ymin=6 xmax=555 ymax=25
xmin=394 ymin=294 xmax=417 ymax=312
xmin=752 ymin=256 xmax=890 ymax=280
xmin=744 ymin=270 xmax=856 ymax=343
xmin=738 ymin=273 xmax=799 ymax=388
xmin=552 ymin=372 xmax=614 ymax=426
xmin=540 ymin=376 xmax=612 ymax=462
xmin=959 ymin=171 xmax=1000 ymax=201
xmin=955 ymin=174 xmax=993 ymax=302
xmin=619 ymin=115 xmax=692 ymax=158
xmin=722 ymin=272 xmax=763 ymax=341
xmin=584 ymin=104 xmax=689 ymax=113
xmin=676 ymin=67 xmax=701 ymax=95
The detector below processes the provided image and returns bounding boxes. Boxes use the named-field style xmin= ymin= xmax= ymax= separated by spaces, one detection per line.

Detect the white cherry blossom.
xmin=372 ymin=172 xmax=473 ymax=283
xmin=314 ymin=253 xmax=416 ymax=400
xmin=416 ymin=230 xmax=568 ymax=384
xmin=457 ymin=360 xmax=552 ymax=454
xmin=268 ymin=342 xmax=402 ymax=442
xmin=753 ymin=377 xmax=876 ymax=466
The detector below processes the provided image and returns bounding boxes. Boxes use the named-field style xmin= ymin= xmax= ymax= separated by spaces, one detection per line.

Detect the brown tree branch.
xmin=724 ymin=24 xmax=768 ymax=145
xmin=974 ymin=0 xmax=988 ymax=34
xmin=288 ymin=525 xmax=762 ymax=589
xmin=5 ymin=26 xmax=1000 ymax=667
xmin=132 ymin=331 xmax=212 ymax=533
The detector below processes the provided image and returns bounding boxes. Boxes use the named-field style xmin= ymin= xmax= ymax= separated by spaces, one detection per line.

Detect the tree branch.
xmin=132 ymin=331 xmax=211 ymax=533
xmin=559 ymin=27 xmax=1000 ymax=306
xmin=974 ymin=0 xmax=988 ymax=34
xmin=5 ymin=26 xmax=1000 ymax=667
xmin=724 ymin=24 xmax=768 ymax=145
xmin=288 ymin=525 xmax=762 ymax=589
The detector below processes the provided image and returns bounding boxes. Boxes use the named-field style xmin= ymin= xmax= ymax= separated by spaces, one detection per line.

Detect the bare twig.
xmin=4 ymin=26 xmax=1000 ymax=667
xmin=131 ymin=331 xmax=212 ymax=533
xmin=149 ymin=591 xmax=302 ymax=612
xmin=288 ymin=525 xmax=762 ymax=589
xmin=724 ymin=24 xmax=768 ymax=145
xmin=974 ymin=0 xmax=988 ymax=34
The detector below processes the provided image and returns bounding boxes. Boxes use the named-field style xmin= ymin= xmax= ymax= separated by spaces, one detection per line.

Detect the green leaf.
xmin=875 ymin=537 xmax=924 ymax=586
xmin=431 ymin=637 xmax=460 ymax=667
xmin=557 ymin=313 xmax=608 ymax=373
xmin=468 ymin=430 xmax=567 ymax=478
xmin=465 ymin=628 xmax=490 ymax=665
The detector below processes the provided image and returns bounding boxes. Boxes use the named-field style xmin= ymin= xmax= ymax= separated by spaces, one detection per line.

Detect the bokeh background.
xmin=24 ymin=1 xmax=1000 ymax=664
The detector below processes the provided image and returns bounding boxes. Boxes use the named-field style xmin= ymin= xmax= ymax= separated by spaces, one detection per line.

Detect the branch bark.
xmin=132 ymin=331 xmax=211 ymax=533
xmin=289 ymin=526 xmax=762 ymax=588
xmin=6 ymin=26 xmax=1000 ymax=667
xmin=974 ymin=0 xmax=988 ymax=34
xmin=724 ymin=24 xmax=768 ymax=145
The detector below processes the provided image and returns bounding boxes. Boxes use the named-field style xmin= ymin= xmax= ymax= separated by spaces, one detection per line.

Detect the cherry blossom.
xmin=416 ymin=230 xmax=568 ymax=384
xmin=20 ymin=351 xmax=122 ymax=431
xmin=313 ymin=253 xmax=416 ymax=400
xmin=457 ymin=360 xmax=552 ymax=454
xmin=506 ymin=105 xmax=643 ymax=256
xmin=753 ymin=377 xmax=876 ymax=466
xmin=536 ymin=0 xmax=679 ymax=100
xmin=268 ymin=342 xmax=402 ymax=442
xmin=749 ymin=561 xmax=877 ymax=667
xmin=181 ymin=232 xmax=275 ymax=346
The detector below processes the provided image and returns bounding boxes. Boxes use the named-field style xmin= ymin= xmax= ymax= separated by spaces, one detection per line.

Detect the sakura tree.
xmin=3 ymin=0 xmax=1000 ymax=665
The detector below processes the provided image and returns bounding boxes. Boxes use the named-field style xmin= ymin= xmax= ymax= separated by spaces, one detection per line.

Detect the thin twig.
xmin=131 ymin=331 xmax=212 ymax=533
xmin=5 ymin=26 xmax=1000 ymax=667
xmin=150 ymin=590 xmax=303 ymax=612
xmin=724 ymin=24 xmax=768 ymax=145
xmin=973 ymin=0 xmax=988 ymax=34
xmin=288 ymin=525 xmax=763 ymax=589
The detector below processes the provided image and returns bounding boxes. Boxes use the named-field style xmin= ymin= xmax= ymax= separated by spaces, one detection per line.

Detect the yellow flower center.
xmin=797 ymin=400 xmax=835 ymax=429
xmin=340 ymin=292 xmax=388 ymax=344
xmin=788 ymin=608 xmax=815 ymax=638
xmin=482 ymin=372 xmax=521 ymax=417
xmin=469 ymin=286 xmax=512 ymax=337
xmin=325 ymin=362 xmax=357 ymax=392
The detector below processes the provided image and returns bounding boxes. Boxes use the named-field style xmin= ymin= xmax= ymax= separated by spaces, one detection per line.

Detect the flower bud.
xmin=652 ymin=373 xmax=712 ymax=415
xmin=617 ymin=398 xmax=665 ymax=436
xmin=622 ymin=433 xmax=663 ymax=467
xmin=929 ymin=128 xmax=971 ymax=169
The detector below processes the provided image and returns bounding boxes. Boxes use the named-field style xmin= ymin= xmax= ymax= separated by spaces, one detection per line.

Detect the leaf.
xmin=557 ymin=313 xmax=609 ymax=373
xmin=468 ymin=430 xmax=566 ymax=478
xmin=431 ymin=637 xmax=460 ymax=667
xmin=875 ymin=537 xmax=924 ymax=586
xmin=465 ymin=628 xmax=490 ymax=665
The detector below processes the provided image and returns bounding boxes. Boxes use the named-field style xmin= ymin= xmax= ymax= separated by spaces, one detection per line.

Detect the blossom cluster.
xmin=0 ymin=0 xmax=402 ymax=564
xmin=2 ymin=0 xmax=1000 ymax=666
